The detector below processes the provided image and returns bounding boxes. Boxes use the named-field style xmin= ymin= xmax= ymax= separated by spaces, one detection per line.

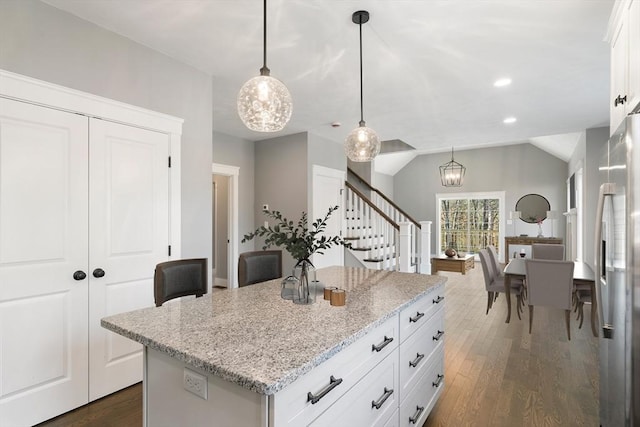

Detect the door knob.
xmin=73 ymin=270 xmax=87 ymax=281
xmin=93 ymin=268 xmax=106 ymax=278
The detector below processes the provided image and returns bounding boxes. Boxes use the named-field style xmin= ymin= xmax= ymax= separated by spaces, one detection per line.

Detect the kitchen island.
xmin=102 ymin=266 xmax=446 ymax=427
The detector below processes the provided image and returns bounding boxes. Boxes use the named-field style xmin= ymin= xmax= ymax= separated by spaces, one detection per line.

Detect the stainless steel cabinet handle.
xmin=433 ymin=330 xmax=445 ymax=341
xmin=372 ymin=336 xmax=393 ymax=352
xmin=409 ymin=406 xmax=425 ymax=424
xmin=433 ymin=295 xmax=444 ymax=304
xmin=409 ymin=312 xmax=424 ymax=323
xmin=371 ymin=387 xmax=393 ymax=410
xmin=409 ymin=353 xmax=425 ymax=368
xmin=73 ymin=270 xmax=87 ymax=281
xmin=432 ymin=374 xmax=444 ymax=388
xmin=307 ymin=375 xmax=342 ymax=404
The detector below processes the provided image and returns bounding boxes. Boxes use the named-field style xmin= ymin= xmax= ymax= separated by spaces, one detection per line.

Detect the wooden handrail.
xmin=345 ymin=181 xmax=399 ymax=230
xmin=347 ymin=168 xmax=421 ymax=229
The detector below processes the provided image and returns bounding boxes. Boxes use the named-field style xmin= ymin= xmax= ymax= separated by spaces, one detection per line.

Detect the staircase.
xmin=344 ymin=169 xmax=430 ymax=273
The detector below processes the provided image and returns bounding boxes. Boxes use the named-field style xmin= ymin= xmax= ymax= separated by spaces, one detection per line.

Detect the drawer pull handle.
xmin=433 ymin=330 xmax=444 ymax=341
xmin=409 ymin=312 xmax=424 ymax=323
xmin=433 ymin=295 xmax=444 ymax=304
xmin=433 ymin=374 xmax=444 ymax=388
xmin=371 ymin=387 xmax=394 ymax=410
xmin=372 ymin=336 xmax=394 ymax=352
xmin=409 ymin=352 xmax=425 ymax=368
xmin=307 ymin=375 xmax=342 ymax=404
xmin=614 ymin=94 xmax=627 ymax=106
xmin=409 ymin=405 xmax=425 ymax=424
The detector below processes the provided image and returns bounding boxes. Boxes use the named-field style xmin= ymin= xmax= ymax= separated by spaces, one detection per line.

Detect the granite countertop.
xmin=101 ymin=266 xmax=446 ymax=395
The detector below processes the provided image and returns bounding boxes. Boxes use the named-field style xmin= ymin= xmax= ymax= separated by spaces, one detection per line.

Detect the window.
xmin=437 ymin=192 xmax=505 ymax=257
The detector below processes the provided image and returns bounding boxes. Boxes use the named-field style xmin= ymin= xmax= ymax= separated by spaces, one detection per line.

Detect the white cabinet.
xmin=0 ymin=70 xmax=182 ymax=426
xmin=397 ymin=292 xmax=445 ymax=426
xmin=609 ymin=0 xmax=640 ymax=134
xmin=271 ymin=314 xmax=400 ymax=426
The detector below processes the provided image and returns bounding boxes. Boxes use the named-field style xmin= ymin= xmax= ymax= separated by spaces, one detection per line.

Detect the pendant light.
xmin=439 ymin=148 xmax=466 ymax=187
xmin=345 ymin=10 xmax=380 ymax=162
xmin=237 ymin=0 xmax=292 ymax=132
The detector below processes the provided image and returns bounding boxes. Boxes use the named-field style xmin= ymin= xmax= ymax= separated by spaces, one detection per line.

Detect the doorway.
xmin=212 ymin=163 xmax=239 ymax=288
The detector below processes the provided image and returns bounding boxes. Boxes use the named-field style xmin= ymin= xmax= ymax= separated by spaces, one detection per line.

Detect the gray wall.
xmin=254 ymin=133 xmax=309 ymax=274
xmin=307 ymin=133 xmax=347 ymax=173
xmin=0 ymin=0 xmax=213 ymax=262
xmin=570 ymin=126 xmax=609 ymax=269
xmin=212 ymin=131 xmax=256 ymax=256
xmin=394 ymin=143 xmax=568 ymax=253
xmin=373 ymin=172 xmax=394 ymax=200
xmin=253 ymin=132 xmax=347 ymax=274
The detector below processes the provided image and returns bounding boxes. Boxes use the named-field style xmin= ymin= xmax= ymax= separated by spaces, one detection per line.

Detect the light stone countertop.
xmin=101 ymin=266 xmax=446 ymax=395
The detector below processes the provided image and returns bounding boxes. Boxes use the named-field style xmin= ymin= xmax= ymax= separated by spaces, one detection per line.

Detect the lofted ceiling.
xmin=42 ymin=0 xmax=614 ymax=174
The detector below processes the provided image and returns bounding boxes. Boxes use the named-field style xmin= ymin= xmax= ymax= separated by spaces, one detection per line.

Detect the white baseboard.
xmin=214 ymin=277 xmax=228 ymax=288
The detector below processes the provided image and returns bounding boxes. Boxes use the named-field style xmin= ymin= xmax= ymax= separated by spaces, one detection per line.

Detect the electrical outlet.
xmin=184 ymin=368 xmax=207 ymax=399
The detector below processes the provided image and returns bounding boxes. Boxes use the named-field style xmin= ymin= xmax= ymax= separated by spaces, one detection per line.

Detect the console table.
xmin=431 ymin=254 xmax=475 ymax=275
xmin=504 ymin=236 xmax=563 ymax=264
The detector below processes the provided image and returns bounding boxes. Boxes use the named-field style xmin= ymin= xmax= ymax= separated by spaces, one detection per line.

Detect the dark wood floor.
xmin=35 ymin=383 xmax=142 ymax=427
xmin=36 ymin=264 xmax=599 ymax=427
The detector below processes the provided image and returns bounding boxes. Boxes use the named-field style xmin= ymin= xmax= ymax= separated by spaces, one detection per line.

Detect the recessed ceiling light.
xmin=494 ymin=78 xmax=512 ymax=87
xmin=503 ymin=117 xmax=517 ymax=124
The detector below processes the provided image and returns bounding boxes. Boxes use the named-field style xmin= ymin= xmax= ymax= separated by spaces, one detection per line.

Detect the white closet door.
xmin=312 ymin=166 xmax=346 ymax=269
xmin=88 ymin=118 xmax=170 ymax=400
xmin=0 ymin=98 xmax=89 ymax=425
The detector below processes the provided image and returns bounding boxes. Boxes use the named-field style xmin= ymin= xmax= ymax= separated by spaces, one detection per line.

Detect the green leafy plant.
xmin=242 ymin=206 xmax=350 ymax=261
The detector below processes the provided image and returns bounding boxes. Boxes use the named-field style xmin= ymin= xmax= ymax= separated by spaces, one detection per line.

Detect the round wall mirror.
xmin=516 ymin=194 xmax=550 ymax=223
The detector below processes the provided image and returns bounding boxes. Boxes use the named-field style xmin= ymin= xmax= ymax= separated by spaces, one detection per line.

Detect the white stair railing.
xmin=347 ymin=169 xmax=422 ymax=274
xmin=345 ymin=182 xmax=399 ymax=271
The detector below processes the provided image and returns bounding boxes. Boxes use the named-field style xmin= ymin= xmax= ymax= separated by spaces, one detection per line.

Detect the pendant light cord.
xmin=260 ymin=0 xmax=270 ymax=76
xmin=358 ymin=18 xmax=364 ymax=126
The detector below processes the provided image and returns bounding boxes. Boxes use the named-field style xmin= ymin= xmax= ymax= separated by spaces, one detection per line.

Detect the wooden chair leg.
xmin=516 ymin=295 xmax=522 ymax=320
xmin=486 ymin=292 xmax=493 ymax=314
xmin=565 ymin=309 xmax=571 ymax=341
xmin=528 ymin=305 xmax=534 ymax=334
xmin=578 ymin=302 xmax=585 ymax=329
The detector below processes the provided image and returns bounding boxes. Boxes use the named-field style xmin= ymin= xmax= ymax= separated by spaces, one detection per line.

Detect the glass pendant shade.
xmin=237 ymin=0 xmax=292 ymax=132
xmin=439 ymin=148 xmax=466 ymax=187
xmin=237 ymin=74 xmax=292 ymax=132
xmin=345 ymin=10 xmax=379 ymax=163
xmin=345 ymin=123 xmax=381 ymax=162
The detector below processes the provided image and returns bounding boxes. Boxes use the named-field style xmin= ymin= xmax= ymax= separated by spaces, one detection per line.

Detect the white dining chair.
xmin=525 ymin=259 xmax=575 ymax=340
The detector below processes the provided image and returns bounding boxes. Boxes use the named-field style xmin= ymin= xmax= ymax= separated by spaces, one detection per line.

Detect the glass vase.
xmin=537 ymin=223 xmax=544 ymax=238
xmin=280 ymin=275 xmax=299 ymax=300
xmin=293 ymin=259 xmax=316 ymax=305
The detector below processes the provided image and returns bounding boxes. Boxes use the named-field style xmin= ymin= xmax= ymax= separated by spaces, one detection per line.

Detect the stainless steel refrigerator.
xmin=595 ymin=112 xmax=639 ymax=426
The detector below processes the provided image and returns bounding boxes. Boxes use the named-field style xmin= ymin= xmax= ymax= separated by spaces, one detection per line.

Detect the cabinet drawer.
xmin=271 ymin=314 xmax=399 ymax=426
xmin=310 ymin=349 xmax=398 ymax=427
xmin=399 ymin=285 xmax=444 ymax=342
xmin=399 ymin=309 xmax=444 ymax=401
xmin=399 ymin=347 xmax=444 ymax=427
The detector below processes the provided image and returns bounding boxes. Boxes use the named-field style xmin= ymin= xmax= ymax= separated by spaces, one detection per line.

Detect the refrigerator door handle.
xmin=594 ymin=182 xmax=616 ymax=339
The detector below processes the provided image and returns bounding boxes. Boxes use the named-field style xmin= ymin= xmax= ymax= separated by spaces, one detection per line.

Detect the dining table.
xmin=503 ymin=257 xmax=598 ymax=337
